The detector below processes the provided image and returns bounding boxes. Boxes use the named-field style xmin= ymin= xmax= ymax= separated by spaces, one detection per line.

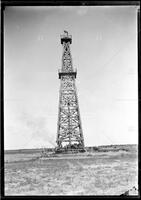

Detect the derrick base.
xmin=55 ymin=147 xmax=86 ymax=154
xmin=55 ymin=142 xmax=86 ymax=154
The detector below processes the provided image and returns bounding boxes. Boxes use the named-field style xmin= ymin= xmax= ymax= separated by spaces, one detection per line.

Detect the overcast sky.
xmin=4 ymin=6 xmax=138 ymax=150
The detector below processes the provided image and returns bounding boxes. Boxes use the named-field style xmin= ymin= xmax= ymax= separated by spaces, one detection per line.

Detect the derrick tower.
xmin=56 ymin=31 xmax=85 ymax=153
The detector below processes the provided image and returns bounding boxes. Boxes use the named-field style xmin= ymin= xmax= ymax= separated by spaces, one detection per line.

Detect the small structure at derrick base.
xmin=56 ymin=31 xmax=85 ymax=153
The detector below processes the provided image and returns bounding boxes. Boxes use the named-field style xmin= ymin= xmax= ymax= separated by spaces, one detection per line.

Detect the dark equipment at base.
xmin=55 ymin=143 xmax=86 ymax=154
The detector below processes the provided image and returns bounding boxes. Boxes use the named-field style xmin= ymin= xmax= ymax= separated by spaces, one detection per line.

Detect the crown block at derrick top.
xmin=61 ymin=35 xmax=72 ymax=44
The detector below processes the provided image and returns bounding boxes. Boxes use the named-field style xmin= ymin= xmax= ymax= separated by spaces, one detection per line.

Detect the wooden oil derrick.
xmin=56 ymin=31 xmax=85 ymax=153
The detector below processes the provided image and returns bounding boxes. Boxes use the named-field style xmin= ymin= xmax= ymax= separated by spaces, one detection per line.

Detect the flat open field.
xmin=5 ymin=145 xmax=138 ymax=195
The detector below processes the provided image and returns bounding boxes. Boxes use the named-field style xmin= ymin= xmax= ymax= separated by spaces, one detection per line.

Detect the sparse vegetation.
xmin=4 ymin=144 xmax=138 ymax=195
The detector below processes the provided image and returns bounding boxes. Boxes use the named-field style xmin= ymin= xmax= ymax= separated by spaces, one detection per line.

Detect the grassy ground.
xmin=5 ymin=146 xmax=138 ymax=195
